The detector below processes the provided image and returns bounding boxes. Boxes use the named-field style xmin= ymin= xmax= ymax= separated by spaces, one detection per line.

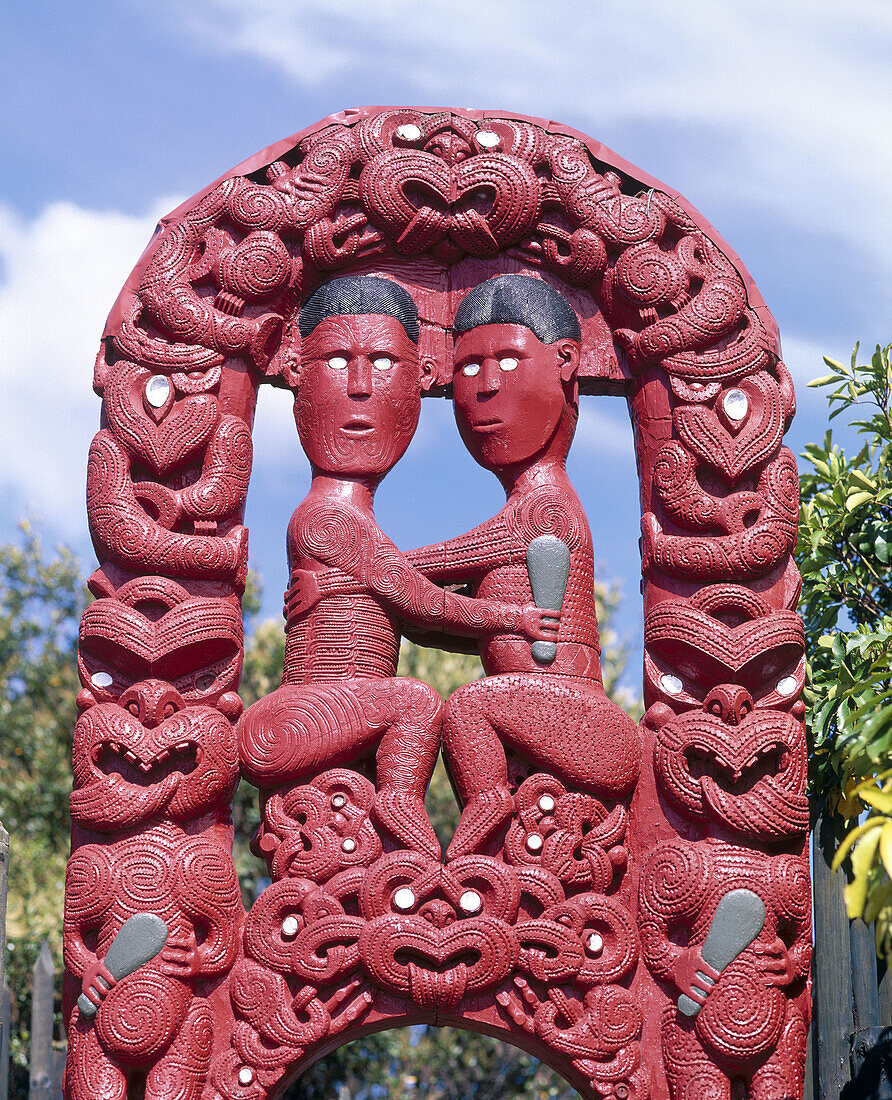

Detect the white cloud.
xmin=155 ymin=0 xmax=892 ymax=281
xmin=0 ymin=198 xmax=179 ymax=536
xmin=576 ymin=403 xmax=635 ymax=458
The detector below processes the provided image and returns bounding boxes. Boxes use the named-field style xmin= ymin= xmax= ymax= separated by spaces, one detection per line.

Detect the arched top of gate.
xmin=98 ymin=105 xmax=781 ymax=404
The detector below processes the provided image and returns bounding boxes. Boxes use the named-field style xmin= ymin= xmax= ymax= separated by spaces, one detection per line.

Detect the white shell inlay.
xmin=396 ymin=124 xmax=422 ymax=142
xmin=281 ymin=915 xmax=299 ymax=938
xmin=238 ymin=1067 xmax=254 ymax=1085
xmin=777 ymin=676 xmax=799 ymax=697
xmin=587 ymin=932 xmax=604 ymax=954
xmin=90 ymin=671 xmax=113 ymax=689
xmin=462 ymin=363 xmax=480 ymax=377
xmin=394 ymin=887 xmax=416 ymax=911
xmin=526 ymin=833 xmax=544 ymax=852
xmin=330 ymin=793 xmax=347 ymax=809
xmin=660 ymin=674 xmax=683 ymax=695
xmin=538 ymin=794 xmax=556 ymax=814
xmin=723 ymin=388 xmax=749 ymax=421
xmin=341 ymin=837 xmax=356 ymax=852
xmin=459 ymin=890 xmax=482 ymax=914
xmin=477 ymin=130 xmax=500 ymax=148
xmin=145 ymin=375 xmax=171 ymax=408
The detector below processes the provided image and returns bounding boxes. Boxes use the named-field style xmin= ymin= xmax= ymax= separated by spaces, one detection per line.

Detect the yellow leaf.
xmin=845 ymin=826 xmax=884 ymax=918
xmin=859 ymin=788 xmax=892 ymax=813
xmin=880 ymin=823 xmax=892 ymax=880
xmin=834 ymin=818 xmax=886 ymax=870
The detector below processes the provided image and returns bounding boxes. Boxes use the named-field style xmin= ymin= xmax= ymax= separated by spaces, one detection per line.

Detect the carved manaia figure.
xmin=238 ymin=276 xmax=558 ymax=858
xmin=406 ymin=275 xmax=640 ymax=857
xmin=64 ymin=679 xmax=242 ymax=1100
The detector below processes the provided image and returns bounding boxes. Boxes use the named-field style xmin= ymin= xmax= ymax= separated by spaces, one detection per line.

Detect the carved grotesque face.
xmin=645 ymin=595 xmax=808 ymax=840
xmin=452 ymin=324 xmax=577 ymax=472
xmin=295 ymin=314 xmax=422 ymax=479
xmin=70 ymin=681 xmax=238 ymax=830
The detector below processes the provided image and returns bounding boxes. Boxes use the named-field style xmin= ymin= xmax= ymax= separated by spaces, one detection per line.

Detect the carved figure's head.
xmin=295 ymin=276 xmax=426 ymax=479
xmin=451 ymin=275 xmax=581 ymax=472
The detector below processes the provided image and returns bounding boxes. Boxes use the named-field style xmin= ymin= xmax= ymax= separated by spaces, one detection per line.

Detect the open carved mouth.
xmin=685 ymin=741 xmax=788 ymax=795
xmin=341 ymin=418 xmax=375 ymax=436
xmin=94 ymin=740 xmax=199 ymax=786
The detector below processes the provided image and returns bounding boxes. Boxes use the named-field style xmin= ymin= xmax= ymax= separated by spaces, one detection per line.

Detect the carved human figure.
xmin=237 ymin=276 xmax=558 ymax=858
xmin=405 ymin=275 xmax=640 ymax=858
xmin=64 ymin=679 xmax=242 ymax=1100
xmin=639 ymin=841 xmax=810 ymax=1099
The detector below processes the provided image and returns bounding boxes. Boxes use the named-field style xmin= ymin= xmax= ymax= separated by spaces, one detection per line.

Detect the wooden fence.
xmin=2 ymin=817 xmax=892 ymax=1098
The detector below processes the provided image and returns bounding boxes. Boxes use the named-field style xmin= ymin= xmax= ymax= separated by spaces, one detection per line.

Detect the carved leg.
xmin=65 ymin=1022 xmax=128 ymax=1100
xmin=442 ymin=678 xmax=514 ymax=859
xmin=480 ymin=676 xmax=639 ymax=797
xmin=444 ymin=675 xmax=640 ymax=858
xmin=145 ymin=998 xmax=213 ymax=1100
xmin=364 ymin=677 xmax=442 ymax=857
xmin=238 ymin=683 xmax=380 ymax=787
xmin=662 ymin=1009 xmax=731 ymax=1100
xmin=748 ymin=1006 xmax=807 ymax=1100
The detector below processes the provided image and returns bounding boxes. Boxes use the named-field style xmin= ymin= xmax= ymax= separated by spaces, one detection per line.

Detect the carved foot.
xmin=372 ymin=787 xmax=440 ymax=858
xmin=446 ymin=787 xmax=515 ymax=860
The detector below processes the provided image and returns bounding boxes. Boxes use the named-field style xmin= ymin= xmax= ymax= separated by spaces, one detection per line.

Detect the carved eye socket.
xmin=499 ymin=357 xmax=518 ymax=372
xmin=328 ymin=356 xmax=348 ymax=370
xmin=373 ymin=356 xmax=393 ymax=371
xmin=462 ymin=363 xmax=480 ymax=377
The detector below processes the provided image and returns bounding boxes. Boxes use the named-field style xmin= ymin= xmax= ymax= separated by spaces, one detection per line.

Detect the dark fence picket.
xmin=28 ymin=941 xmax=54 ymax=1100
xmin=813 ymin=813 xmax=855 ymax=1099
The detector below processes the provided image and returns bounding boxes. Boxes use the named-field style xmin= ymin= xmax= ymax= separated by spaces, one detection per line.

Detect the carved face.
xmin=645 ymin=595 xmax=808 ymax=839
xmin=70 ymin=683 xmax=238 ymax=830
xmin=452 ymin=324 xmax=577 ymax=472
xmin=295 ymin=314 xmax=421 ymax=479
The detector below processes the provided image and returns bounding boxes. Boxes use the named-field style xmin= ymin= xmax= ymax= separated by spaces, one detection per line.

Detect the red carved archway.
xmin=64 ymin=107 xmax=809 ymax=1100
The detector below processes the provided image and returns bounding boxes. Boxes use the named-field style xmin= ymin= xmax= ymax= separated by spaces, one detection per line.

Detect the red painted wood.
xmin=66 ymin=107 xmax=809 ymax=1100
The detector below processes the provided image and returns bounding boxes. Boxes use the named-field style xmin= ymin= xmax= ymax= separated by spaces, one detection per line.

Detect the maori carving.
xmin=65 ymin=107 xmax=808 ymax=1100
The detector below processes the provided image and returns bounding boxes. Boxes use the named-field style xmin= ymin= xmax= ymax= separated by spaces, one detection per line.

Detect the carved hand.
xmin=160 ymin=926 xmax=200 ymax=979
xmin=670 ymin=946 xmax=722 ymax=1008
xmin=752 ymin=936 xmax=794 ymax=987
xmin=284 ymin=569 xmax=324 ymax=618
xmin=80 ymin=956 xmax=117 ymax=1008
xmin=519 ymin=604 xmax=561 ymax=642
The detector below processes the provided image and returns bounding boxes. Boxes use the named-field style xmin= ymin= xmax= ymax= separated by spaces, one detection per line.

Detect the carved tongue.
xmin=408 ymin=960 xmax=468 ymax=1010
xmin=701 ymin=776 xmax=808 ymax=840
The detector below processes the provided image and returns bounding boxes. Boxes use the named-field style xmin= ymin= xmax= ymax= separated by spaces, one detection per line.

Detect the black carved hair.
xmin=453 ymin=274 xmax=581 ymax=344
xmin=298 ymin=276 xmax=420 ymax=343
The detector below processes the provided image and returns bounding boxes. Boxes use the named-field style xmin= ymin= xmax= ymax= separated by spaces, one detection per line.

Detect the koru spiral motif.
xmin=64 ymin=107 xmax=807 ymax=1100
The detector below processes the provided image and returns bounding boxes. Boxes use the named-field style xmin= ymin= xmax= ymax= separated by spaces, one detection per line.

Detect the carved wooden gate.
xmin=63 ymin=107 xmax=809 ymax=1100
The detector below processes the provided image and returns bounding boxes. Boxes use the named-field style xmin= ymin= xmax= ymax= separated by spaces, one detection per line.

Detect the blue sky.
xmin=1 ymin=1 xmax=890 ymax=685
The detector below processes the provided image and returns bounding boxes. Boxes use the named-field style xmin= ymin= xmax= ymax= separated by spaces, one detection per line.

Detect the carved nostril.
xmin=127 ymin=701 xmax=141 ymax=718
xmin=704 ymin=685 xmax=754 ymax=726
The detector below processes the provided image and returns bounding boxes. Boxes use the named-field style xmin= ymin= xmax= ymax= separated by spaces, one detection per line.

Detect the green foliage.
xmin=0 ymin=523 xmax=86 ymax=1077
xmin=798 ymin=342 xmax=892 ymax=954
xmin=289 ymin=1026 xmax=578 ymax=1099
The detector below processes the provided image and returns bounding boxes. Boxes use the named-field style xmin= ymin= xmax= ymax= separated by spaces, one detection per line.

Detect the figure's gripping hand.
xmin=752 ymin=936 xmax=794 ymax=987
xmin=284 ymin=569 xmax=323 ymax=620
xmin=80 ymin=957 xmax=116 ymax=1009
xmin=519 ymin=604 xmax=561 ymax=642
xmin=160 ymin=927 xmax=200 ymax=980
xmin=671 ymin=947 xmax=722 ymax=1009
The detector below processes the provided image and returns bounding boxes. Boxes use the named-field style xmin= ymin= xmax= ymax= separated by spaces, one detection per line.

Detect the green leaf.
xmin=846 ymin=491 xmax=874 ymax=511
